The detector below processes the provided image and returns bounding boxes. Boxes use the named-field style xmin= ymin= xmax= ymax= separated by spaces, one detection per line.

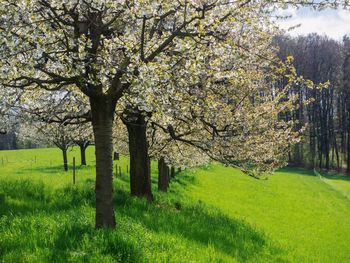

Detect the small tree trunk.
xmin=333 ymin=133 xmax=340 ymax=171
xmin=171 ymin=166 xmax=175 ymax=178
xmin=79 ymin=142 xmax=89 ymax=166
xmin=166 ymin=166 xmax=170 ymax=187
xmin=158 ymin=158 xmax=168 ymax=192
xmin=91 ymin=97 xmax=116 ymax=229
xmin=62 ymin=148 xmax=68 ymax=171
xmin=124 ymin=109 xmax=153 ymax=200
xmin=347 ymin=123 xmax=350 ymax=173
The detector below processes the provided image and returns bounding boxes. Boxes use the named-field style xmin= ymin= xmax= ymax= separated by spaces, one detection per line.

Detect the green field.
xmin=0 ymin=148 xmax=350 ymax=262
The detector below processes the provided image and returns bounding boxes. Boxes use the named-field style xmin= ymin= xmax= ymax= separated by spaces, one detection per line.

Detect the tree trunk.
xmin=78 ymin=142 xmax=89 ymax=166
xmin=90 ymin=97 xmax=116 ymax=229
xmin=171 ymin=166 xmax=175 ymax=178
xmin=333 ymin=132 xmax=340 ymax=171
xmin=347 ymin=119 xmax=350 ymax=173
xmin=158 ymin=158 xmax=168 ymax=192
xmin=62 ymin=148 xmax=68 ymax=171
xmin=166 ymin=165 xmax=170 ymax=187
xmin=124 ymin=109 xmax=153 ymax=201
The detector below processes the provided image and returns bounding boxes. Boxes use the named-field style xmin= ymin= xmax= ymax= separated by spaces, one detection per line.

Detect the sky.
xmin=276 ymin=7 xmax=350 ymax=40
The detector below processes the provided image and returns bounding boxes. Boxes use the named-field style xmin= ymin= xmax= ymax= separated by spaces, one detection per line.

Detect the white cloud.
xmin=276 ymin=8 xmax=350 ymax=40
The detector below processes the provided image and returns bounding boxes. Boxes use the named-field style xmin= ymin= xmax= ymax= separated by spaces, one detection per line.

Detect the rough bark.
xmin=62 ymin=148 xmax=68 ymax=171
xmin=171 ymin=166 xmax=175 ymax=178
xmin=166 ymin=165 xmax=170 ymax=187
xmin=76 ymin=141 xmax=89 ymax=166
xmin=158 ymin=158 xmax=168 ymax=192
xmin=347 ymin=121 xmax=350 ymax=172
xmin=80 ymin=144 xmax=87 ymax=166
xmin=90 ymin=97 xmax=116 ymax=229
xmin=124 ymin=109 xmax=153 ymax=201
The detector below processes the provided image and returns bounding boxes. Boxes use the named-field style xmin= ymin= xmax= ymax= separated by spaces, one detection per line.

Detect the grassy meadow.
xmin=0 ymin=147 xmax=350 ymax=262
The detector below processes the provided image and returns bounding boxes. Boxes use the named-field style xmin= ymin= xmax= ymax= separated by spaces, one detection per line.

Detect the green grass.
xmin=188 ymin=166 xmax=350 ymax=263
xmin=0 ymin=148 xmax=350 ymax=262
xmin=319 ymin=172 xmax=350 ymax=200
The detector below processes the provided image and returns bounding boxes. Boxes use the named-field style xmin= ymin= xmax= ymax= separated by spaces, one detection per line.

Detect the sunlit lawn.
xmin=189 ymin=165 xmax=350 ymax=263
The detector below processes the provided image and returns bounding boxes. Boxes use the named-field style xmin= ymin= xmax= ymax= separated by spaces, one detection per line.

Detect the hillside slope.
xmin=0 ymin=148 xmax=349 ymax=262
xmin=188 ymin=165 xmax=350 ymax=262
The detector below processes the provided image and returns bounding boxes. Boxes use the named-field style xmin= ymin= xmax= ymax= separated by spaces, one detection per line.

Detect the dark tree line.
xmin=0 ymin=132 xmax=17 ymax=150
xmin=276 ymin=33 xmax=350 ymax=172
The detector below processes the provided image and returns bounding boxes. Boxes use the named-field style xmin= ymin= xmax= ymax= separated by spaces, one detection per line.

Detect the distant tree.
xmin=72 ymin=123 xmax=93 ymax=166
xmin=276 ymin=34 xmax=345 ymax=170
xmin=341 ymin=36 xmax=350 ymax=171
xmin=18 ymin=121 xmax=74 ymax=171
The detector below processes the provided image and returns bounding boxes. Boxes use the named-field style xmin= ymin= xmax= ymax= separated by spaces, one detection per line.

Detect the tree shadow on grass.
xmin=48 ymin=222 xmax=141 ymax=263
xmin=0 ymin=179 xmax=96 ymax=217
xmin=117 ymin=198 xmax=283 ymax=262
xmin=12 ymin=165 xmax=65 ymax=175
xmin=277 ymin=167 xmax=316 ymax=177
xmin=320 ymin=172 xmax=350 ymax=182
xmin=112 ymin=174 xmax=285 ymax=262
xmin=280 ymin=167 xmax=350 ymax=183
xmin=16 ymin=164 xmax=91 ymax=175
xmin=0 ymin=205 xmax=141 ymax=263
xmin=0 ymin=172 xmax=285 ymax=262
